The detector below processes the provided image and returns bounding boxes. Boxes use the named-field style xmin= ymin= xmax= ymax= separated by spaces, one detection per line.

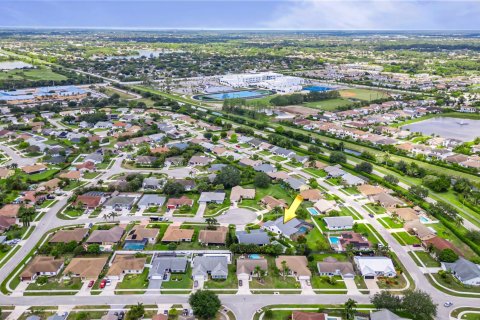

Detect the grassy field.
xmin=0 ymin=67 xmax=67 ymax=81
xmin=409 ymin=251 xmax=440 ymax=268
xmin=339 ymin=88 xmax=390 ymax=101
xmin=303 ymin=98 xmax=353 ymax=111
xmin=102 ymin=86 xmax=136 ymax=99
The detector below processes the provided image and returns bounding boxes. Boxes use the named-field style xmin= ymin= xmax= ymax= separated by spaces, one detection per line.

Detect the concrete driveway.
xmin=364 ymin=278 xmax=379 ymax=292
xmin=344 ymin=277 xmax=360 ymax=295
xmin=237 ymin=275 xmax=251 ymax=295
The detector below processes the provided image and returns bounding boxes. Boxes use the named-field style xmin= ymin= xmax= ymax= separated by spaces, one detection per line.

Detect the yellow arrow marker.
xmin=284 ymin=194 xmax=304 ymax=224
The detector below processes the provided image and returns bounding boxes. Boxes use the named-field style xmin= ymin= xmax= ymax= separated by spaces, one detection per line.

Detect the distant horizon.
xmin=1 ymin=27 xmax=480 ymax=33
xmin=1 ymin=1 xmax=480 ymax=31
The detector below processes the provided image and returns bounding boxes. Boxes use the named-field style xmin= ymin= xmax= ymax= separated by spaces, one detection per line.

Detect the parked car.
xmin=106 ymin=279 xmax=111 ymax=286
xmin=194 ymin=280 xmax=198 ymax=288
xmin=100 ymin=279 xmax=107 ymax=289
xmin=88 ymin=280 xmax=94 ymax=288
xmin=117 ymin=311 xmax=125 ymax=320
xmin=444 ymin=302 xmax=453 ymax=307
xmin=368 ymin=213 xmax=374 ymax=218
xmin=238 ymin=280 xmax=243 ymax=287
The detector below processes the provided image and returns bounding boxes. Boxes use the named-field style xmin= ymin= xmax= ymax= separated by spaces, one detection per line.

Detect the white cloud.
xmin=264 ymin=0 xmax=480 ymax=30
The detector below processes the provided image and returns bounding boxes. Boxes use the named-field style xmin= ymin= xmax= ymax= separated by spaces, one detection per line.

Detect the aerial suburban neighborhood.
xmin=0 ymin=3 xmax=480 ymax=320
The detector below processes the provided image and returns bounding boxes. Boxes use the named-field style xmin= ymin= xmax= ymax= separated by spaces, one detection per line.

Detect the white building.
xmin=354 ymin=256 xmax=396 ymax=279
xmin=219 ymin=72 xmax=282 ymax=87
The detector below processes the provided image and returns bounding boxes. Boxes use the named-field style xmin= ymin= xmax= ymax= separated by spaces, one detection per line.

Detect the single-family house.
xmin=275 ymin=255 xmax=311 ymax=280
xmin=323 ymin=216 xmax=354 ymax=230
xmin=236 ymin=230 xmax=270 ymax=246
xmin=161 ymin=223 xmax=194 ymax=243
xmin=192 ymin=255 xmax=228 ymax=280
xmin=106 ymin=254 xmax=146 ymax=280
xmin=230 ymin=186 xmax=255 ymax=203
xmin=354 ymin=256 xmax=396 ymax=279
xmin=49 ymin=228 xmax=89 ymax=244
xmin=64 ymin=257 xmax=108 ymax=280
xmin=21 ymin=256 xmax=65 ymax=281
xmin=85 ymin=226 xmax=125 ymax=248
xmin=317 ymin=257 xmax=355 ymax=279
xmin=260 ymin=196 xmax=287 ymax=210
xmin=236 ymin=257 xmax=268 ymax=281
xmin=137 ymin=194 xmax=166 ymax=210
xmin=442 ymin=258 xmax=480 ymax=286
xmin=263 ymin=217 xmax=312 ymax=240
xmin=166 ymin=196 xmax=194 ymax=210
xmin=313 ymin=199 xmax=337 ymax=214
xmin=126 ymin=225 xmax=159 ymax=244
xmin=199 ymin=192 xmax=225 ymax=204
xmin=149 ymin=256 xmax=188 ymax=280
xmin=199 ymin=226 xmax=228 ymax=246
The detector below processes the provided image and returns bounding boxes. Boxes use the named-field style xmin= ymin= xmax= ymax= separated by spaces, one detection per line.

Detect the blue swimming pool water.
xmin=303 ymin=86 xmax=331 ymax=92
xmin=198 ymin=90 xmax=271 ymax=101
xmin=249 ymin=254 xmax=262 ymax=260
xmin=123 ymin=241 xmax=146 ymax=251
xmin=329 ymin=236 xmax=340 ymax=245
xmin=298 ymin=226 xmax=309 ymax=234
xmin=307 ymin=207 xmax=320 ymax=216
xmin=420 ymin=216 xmax=431 ymax=224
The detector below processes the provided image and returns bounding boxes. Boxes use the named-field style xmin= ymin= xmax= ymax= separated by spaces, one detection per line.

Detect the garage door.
xmin=364 ymin=275 xmax=375 ymax=279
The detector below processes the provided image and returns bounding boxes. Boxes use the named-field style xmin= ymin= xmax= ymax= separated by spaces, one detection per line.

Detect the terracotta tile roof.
xmin=0 ymin=204 xmax=21 ymax=218
xmin=107 ymin=255 xmax=146 ymax=277
xmin=21 ymin=256 xmax=64 ymax=278
xmin=199 ymin=226 xmax=228 ymax=245
xmin=64 ymin=257 xmax=108 ymax=279
xmin=161 ymin=223 xmax=194 ymax=242
xmin=49 ymin=228 xmax=89 ymax=243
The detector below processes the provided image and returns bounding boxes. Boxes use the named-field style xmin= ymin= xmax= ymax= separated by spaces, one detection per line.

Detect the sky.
xmin=1 ymin=0 xmax=480 ymax=30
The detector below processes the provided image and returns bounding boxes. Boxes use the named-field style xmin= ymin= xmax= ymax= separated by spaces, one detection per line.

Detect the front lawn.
xmin=83 ymin=172 xmax=100 ymax=179
xmin=303 ymin=168 xmax=327 ymax=178
xmin=410 ymin=251 xmax=440 ymax=268
xmin=378 ymin=217 xmax=403 ymax=229
xmin=391 ymin=232 xmax=420 ymax=245
xmin=203 ymin=265 xmax=238 ymax=289
xmin=26 ymin=277 xmax=82 ymax=291
xmin=271 ymin=155 xmax=287 ymax=162
xmin=63 ymin=207 xmax=85 ymax=218
xmin=364 ymin=203 xmax=386 ymax=215
xmin=116 ymin=268 xmax=149 ymax=291
xmin=161 ymin=268 xmax=193 ymax=289
xmin=311 ymin=275 xmax=346 ymax=290
xmin=377 ymin=275 xmax=407 ymax=290
xmin=249 ymin=257 xmax=301 ymax=290
xmin=431 ymin=272 xmax=480 ymax=293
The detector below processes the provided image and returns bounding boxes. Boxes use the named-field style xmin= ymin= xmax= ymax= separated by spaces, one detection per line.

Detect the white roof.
xmin=323 ymin=216 xmax=354 ymax=228
xmin=354 ymin=256 xmax=395 ymax=276
xmin=313 ymin=199 xmax=337 ymax=212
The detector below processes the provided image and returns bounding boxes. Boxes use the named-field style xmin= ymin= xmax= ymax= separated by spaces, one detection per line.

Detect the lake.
xmin=402 ymin=117 xmax=480 ymax=142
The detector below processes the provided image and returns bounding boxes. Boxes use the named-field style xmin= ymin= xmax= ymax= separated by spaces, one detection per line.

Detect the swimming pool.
xmin=307 ymin=207 xmax=320 ymax=216
xmin=420 ymin=216 xmax=432 ymax=224
xmin=329 ymin=236 xmax=340 ymax=245
xmin=298 ymin=226 xmax=309 ymax=234
xmin=303 ymin=85 xmax=332 ymax=92
xmin=249 ymin=254 xmax=262 ymax=260
xmin=194 ymin=89 xmax=273 ymax=101
xmin=123 ymin=240 xmax=146 ymax=251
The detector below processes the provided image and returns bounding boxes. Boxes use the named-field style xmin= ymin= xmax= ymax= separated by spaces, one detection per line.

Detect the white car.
xmin=444 ymin=302 xmax=453 ymax=307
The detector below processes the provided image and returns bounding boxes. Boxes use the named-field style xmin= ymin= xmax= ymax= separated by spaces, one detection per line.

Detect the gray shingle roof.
xmin=199 ymin=192 xmax=225 ymax=203
xmin=236 ymin=230 xmax=270 ymax=245
xmin=443 ymin=258 xmax=480 ymax=282
xmin=192 ymin=256 xmax=228 ymax=278
xmin=323 ymin=216 xmax=354 ymax=228
xmin=151 ymin=256 xmax=188 ymax=276
xmin=138 ymin=194 xmax=166 ymax=207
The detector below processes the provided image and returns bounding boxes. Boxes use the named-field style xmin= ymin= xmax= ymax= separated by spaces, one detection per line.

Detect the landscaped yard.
xmin=303 ymin=168 xmax=327 ymax=178
xmin=431 ymin=272 xmax=480 ymax=293
xmin=240 ymin=184 xmax=293 ymax=210
xmin=378 ymin=217 xmax=403 ymax=229
xmin=26 ymin=277 xmax=82 ymax=291
xmin=116 ymin=268 xmax=150 ymax=291
xmin=161 ymin=268 xmax=193 ymax=289
xmin=249 ymin=257 xmax=301 ymax=290
xmin=410 ymin=251 xmax=440 ymax=268
xmin=63 ymin=207 xmax=85 ymax=218
xmin=28 ymin=169 xmax=59 ymax=182
xmin=83 ymin=172 xmax=101 ymax=179
xmin=271 ymin=155 xmax=287 ymax=162
xmin=203 ymin=265 xmax=238 ymax=289
xmin=305 ymin=227 xmax=330 ymax=251
xmin=377 ymin=274 xmax=407 ymax=290
xmin=311 ymin=275 xmax=346 ymax=290
xmin=363 ymin=203 xmax=386 ymax=215
xmin=353 ymin=223 xmax=385 ymax=245
xmin=391 ymin=232 xmax=420 ymax=245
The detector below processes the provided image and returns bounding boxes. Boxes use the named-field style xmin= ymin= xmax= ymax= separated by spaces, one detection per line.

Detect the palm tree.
xmin=206 ymin=217 xmax=218 ymax=228
xmin=102 ymin=213 xmax=110 ymax=222
xmin=455 ymin=215 xmax=464 ymax=227
xmin=343 ymin=298 xmax=357 ymax=320
xmin=281 ymin=260 xmax=289 ymax=280
xmin=254 ymin=265 xmax=262 ymax=280
xmin=110 ymin=211 xmax=118 ymax=222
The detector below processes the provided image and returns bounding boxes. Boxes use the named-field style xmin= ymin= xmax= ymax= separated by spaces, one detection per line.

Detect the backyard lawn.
xmin=83 ymin=172 xmax=101 ymax=179
xmin=305 ymin=227 xmax=330 ymax=251
xmin=303 ymin=168 xmax=327 ymax=178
